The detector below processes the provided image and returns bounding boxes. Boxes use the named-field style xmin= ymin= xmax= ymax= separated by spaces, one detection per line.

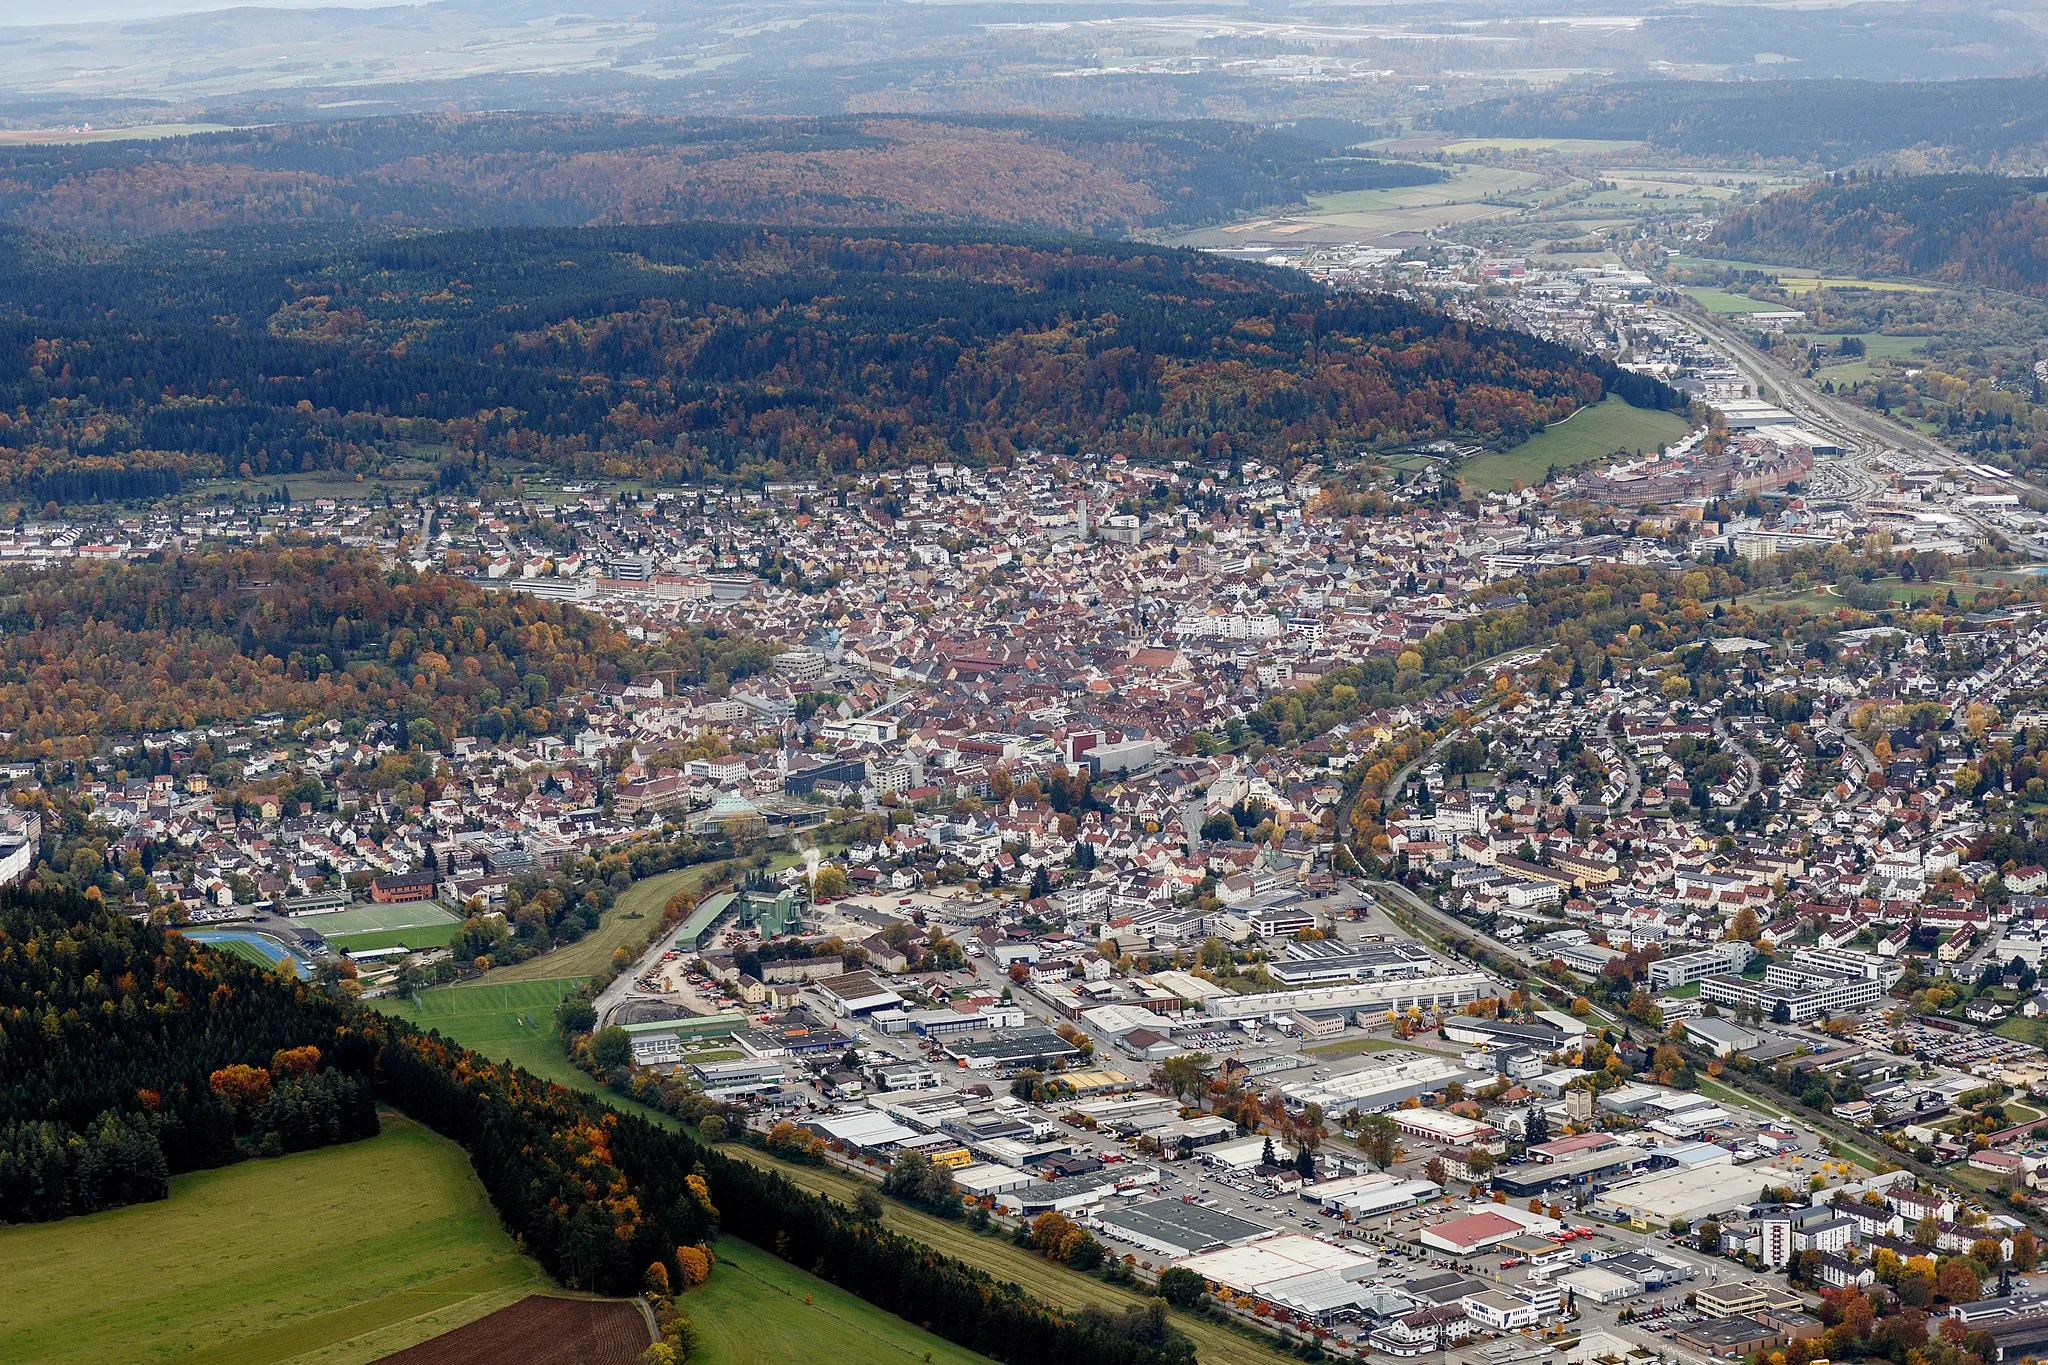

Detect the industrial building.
xmin=1595 ymin=1164 xmax=1785 ymax=1227
xmin=1304 ymin=1173 xmax=1443 ymax=1218
xmin=1094 ymin=1198 xmax=1274 ymax=1259
xmin=1199 ymin=972 xmax=1496 ymax=1021
xmin=1266 ymin=938 xmax=1435 ymax=986
xmin=1280 ymin=1052 xmax=1489 ymax=1114
xmin=1491 ymin=1145 xmax=1648 ymax=1198
xmin=1420 ymin=1210 xmax=1527 ymax=1255
xmin=1555 ymin=1266 xmax=1642 ymax=1304
xmin=1176 ymin=1234 xmax=1383 ymax=1325
xmin=621 ymin=1012 xmax=746 ymax=1066
xmin=941 ymin=1026 xmax=1082 ymax=1072
xmin=691 ymin=1057 xmax=786 ymax=1099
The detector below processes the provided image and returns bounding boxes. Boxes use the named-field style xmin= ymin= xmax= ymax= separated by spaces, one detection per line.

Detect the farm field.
xmin=1174 ymin=161 xmax=1556 ymax=245
xmin=0 ymin=122 xmax=238 ymax=145
xmin=1458 ymin=395 xmax=1694 ymax=490
xmin=1308 ymin=164 xmax=1542 ymax=214
xmin=690 ymin=1237 xmax=992 ymax=1365
xmin=373 ymin=1296 xmax=650 ymax=1365
xmin=0 ymin=1115 xmax=546 ymax=1365
xmin=720 ymin=1146 xmax=1297 ymax=1365
xmin=1671 ymin=257 xmax=1940 ymax=296
xmin=1779 ymin=276 xmax=1937 ymax=295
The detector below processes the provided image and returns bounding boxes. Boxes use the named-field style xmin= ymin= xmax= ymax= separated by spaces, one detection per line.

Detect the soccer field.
xmin=180 ymin=928 xmax=311 ymax=978
xmin=298 ymin=901 xmax=462 ymax=937
xmin=0 ymin=1115 xmax=546 ymax=1365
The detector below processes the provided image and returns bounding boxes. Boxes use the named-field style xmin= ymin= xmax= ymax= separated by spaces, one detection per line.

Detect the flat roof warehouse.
xmin=942 ymin=1027 xmax=1081 ymax=1071
xmin=1094 ymin=1198 xmax=1273 ymax=1259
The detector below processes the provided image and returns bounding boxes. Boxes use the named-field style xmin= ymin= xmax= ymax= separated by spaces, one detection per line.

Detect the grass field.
xmin=1671 ymin=255 xmax=1944 ymax=294
xmin=1458 ymin=395 xmax=1695 ymax=490
xmin=380 ymin=978 xmax=588 ymax=1089
xmin=1997 ymin=1016 xmax=2048 ymax=1045
xmin=326 ymin=922 xmax=465 ymax=954
xmin=1779 ymin=276 xmax=1937 ymax=295
xmin=1695 ymin=1075 xmax=1790 ymax=1121
xmin=721 ymin=1147 xmax=1297 ymax=1365
xmin=693 ymin=1237 xmax=990 ymax=1365
xmin=1812 ymin=333 xmax=1927 ymax=360
xmin=0 ymin=1115 xmax=546 ymax=1365
xmin=487 ymin=860 xmax=739 ymax=985
xmin=1683 ymin=287 xmax=1799 ymax=315
xmin=1306 ymin=1036 xmax=1412 ymax=1057
xmin=1810 ymin=333 xmax=1927 ymax=384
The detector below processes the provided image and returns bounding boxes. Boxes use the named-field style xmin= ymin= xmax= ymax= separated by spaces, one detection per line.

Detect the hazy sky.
xmin=7 ymin=0 xmax=416 ymax=26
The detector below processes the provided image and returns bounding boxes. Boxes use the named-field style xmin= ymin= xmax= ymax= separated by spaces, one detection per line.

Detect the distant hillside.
xmin=0 ymin=220 xmax=1675 ymax=496
xmin=0 ymin=112 xmax=1443 ymax=238
xmin=1431 ymin=76 xmax=2048 ymax=166
xmin=1709 ymin=174 xmax=2048 ymax=299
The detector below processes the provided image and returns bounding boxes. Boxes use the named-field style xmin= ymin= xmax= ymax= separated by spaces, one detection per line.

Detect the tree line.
xmin=0 ymin=895 xmax=378 ymax=1222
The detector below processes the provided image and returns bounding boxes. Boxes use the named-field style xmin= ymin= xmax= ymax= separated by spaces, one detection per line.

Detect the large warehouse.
xmin=1492 ymin=1146 xmax=1648 ymax=1198
xmin=1595 ymin=1164 xmax=1783 ymax=1227
xmin=1200 ymin=972 xmax=1497 ymax=1021
xmin=1281 ymin=1052 xmax=1489 ymax=1114
xmin=1304 ymin=1173 xmax=1442 ymax=1218
xmin=1094 ymin=1198 xmax=1274 ymax=1259
xmin=1420 ymin=1210 xmax=1527 ymax=1255
xmin=1176 ymin=1234 xmax=1383 ymax=1324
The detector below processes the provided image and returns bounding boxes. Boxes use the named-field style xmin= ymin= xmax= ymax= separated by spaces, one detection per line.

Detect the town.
xmin=13 ymin=422 xmax=2048 ymax=1365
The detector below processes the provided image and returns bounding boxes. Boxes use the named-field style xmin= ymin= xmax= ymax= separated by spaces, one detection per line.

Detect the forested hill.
xmin=1709 ymin=175 xmax=2048 ymax=300
xmin=1430 ymin=75 xmax=2048 ymax=166
xmin=0 ymin=113 xmax=1441 ymax=239
xmin=0 ymin=222 xmax=1679 ymax=494
xmin=0 ymin=544 xmax=770 ymax=752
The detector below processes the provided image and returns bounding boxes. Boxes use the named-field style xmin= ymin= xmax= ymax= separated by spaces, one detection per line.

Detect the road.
xmin=1826 ymin=701 xmax=1880 ymax=802
xmin=1674 ymin=305 xmax=2048 ymax=530
xmin=1709 ymin=716 xmax=1761 ymax=808
xmin=1610 ymin=742 xmax=1643 ymax=815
